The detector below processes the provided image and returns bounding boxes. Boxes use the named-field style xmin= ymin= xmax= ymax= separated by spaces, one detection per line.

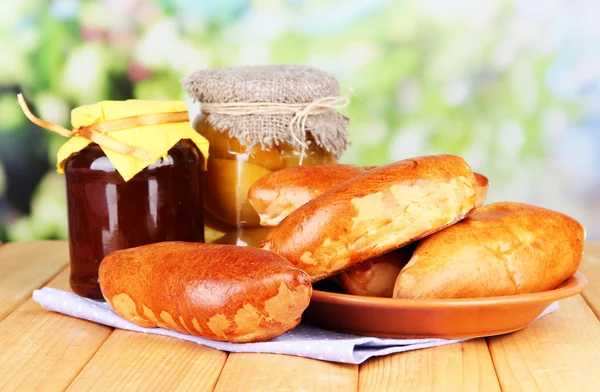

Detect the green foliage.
xmin=0 ymin=94 xmax=25 ymax=131
xmin=0 ymin=0 xmax=588 ymax=240
xmin=0 ymin=161 xmax=5 ymax=193
xmin=7 ymin=172 xmax=68 ymax=241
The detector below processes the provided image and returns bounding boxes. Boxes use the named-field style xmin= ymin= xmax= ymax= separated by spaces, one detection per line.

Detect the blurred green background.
xmin=1 ymin=0 xmax=599 ymax=242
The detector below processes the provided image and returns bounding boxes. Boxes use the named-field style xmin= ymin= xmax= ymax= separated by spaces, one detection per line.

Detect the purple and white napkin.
xmin=32 ymin=288 xmax=558 ymax=364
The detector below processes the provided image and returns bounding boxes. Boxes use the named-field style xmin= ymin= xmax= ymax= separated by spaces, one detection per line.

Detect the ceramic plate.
xmin=304 ymin=272 xmax=587 ymax=339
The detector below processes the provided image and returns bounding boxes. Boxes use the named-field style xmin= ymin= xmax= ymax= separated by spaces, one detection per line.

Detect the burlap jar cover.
xmin=181 ymin=65 xmax=351 ymax=159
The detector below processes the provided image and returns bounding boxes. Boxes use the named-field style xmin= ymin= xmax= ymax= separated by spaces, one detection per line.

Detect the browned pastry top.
xmin=99 ymin=242 xmax=312 ymax=342
xmin=248 ymin=164 xmax=367 ymax=226
xmin=394 ymin=202 xmax=585 ymax=299
xmin=261 ymin=154 xmax=477 ymax=281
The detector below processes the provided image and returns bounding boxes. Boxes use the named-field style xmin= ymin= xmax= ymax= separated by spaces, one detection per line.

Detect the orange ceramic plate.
xmin=304 ymin=272 xmax=587 ymax=339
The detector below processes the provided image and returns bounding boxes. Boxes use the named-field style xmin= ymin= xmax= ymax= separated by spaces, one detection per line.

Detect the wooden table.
xmin=0 ymin=241 xmax=599 ymax=391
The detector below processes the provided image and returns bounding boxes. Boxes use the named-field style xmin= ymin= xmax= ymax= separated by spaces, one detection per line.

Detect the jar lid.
xmin=18 ymin=97 xmax=209 ymax=182
xmin=182 ymin=65 xmax=350 ymax=158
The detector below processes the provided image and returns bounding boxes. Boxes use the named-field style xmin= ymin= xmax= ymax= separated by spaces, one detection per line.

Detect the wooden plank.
xmin=0 ymin=240 xmax=69 ymax=321
xmin=358 ymin=339 xmax=500 ymax=392
xmin=214 ymin=353 xmax=358 ymax=392
xmin=66 ymin=331 xmax=227 ymax=391
xmin=0 ymin=268 xmax=113 ymax=392
xmin=488 ymin=295 xmax=600 ymax=392
xmin=579 ymin=242 xmax=600 ymax=319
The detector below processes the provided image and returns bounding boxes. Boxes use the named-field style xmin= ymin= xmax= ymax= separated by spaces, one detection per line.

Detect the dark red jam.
xmin=64 ymin=140 xmax=204 ymax=299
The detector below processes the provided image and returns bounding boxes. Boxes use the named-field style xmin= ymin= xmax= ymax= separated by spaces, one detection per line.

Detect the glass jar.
xmin=65 ymin=140 xmax=204 ymax=299
xmin=211 ymin=227 xmax=274 ymax=247
xmin=182 ymin=65 xmax=351 ymax=245
xmin=196 ymin=121 xmax=336 ymax=236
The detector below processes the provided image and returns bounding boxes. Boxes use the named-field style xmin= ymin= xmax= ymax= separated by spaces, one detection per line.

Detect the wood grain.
xmin=358 ymin=339 xmax=500 ymax=392
xmin=0 ymin=268 xmax=113 ymax=392
xmin=66 ymin=330 xmax=227 ymax=392
xmin=580 ymin=242 xmax=600 ymax=319
xmin=0 ymin=241 xmax=69 ymax=321
xmin=1 ymin=240 xmax=599 ymax=392
xmin=214 ymin=353 xmax=358 ymax=392
xmin=488 ymin=295 xmax=600 ymax=392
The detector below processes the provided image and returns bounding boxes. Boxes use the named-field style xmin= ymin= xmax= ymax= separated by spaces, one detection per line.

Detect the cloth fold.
xmin=32 ymin=288 xmax=558 ymax=365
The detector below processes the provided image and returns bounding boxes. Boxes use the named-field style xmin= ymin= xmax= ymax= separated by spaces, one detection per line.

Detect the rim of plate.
xmin=310 ymin=272 xmax=587 ymax=308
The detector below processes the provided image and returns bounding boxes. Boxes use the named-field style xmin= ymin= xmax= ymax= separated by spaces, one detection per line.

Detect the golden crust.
xmin=98 ymin=242 xmax=312 ymax=343
xmin=338 ymin=245 xmax=414 ymax=297
xmin=248 ymin=164 xmax=367 ymax=226
xmin=393 ymin=202 xmax=585 ymax=299
xmin=260 ymin=155 xmax=478 ymax=281
xmin=474 ymin=172 xmax=489 ymax=207
xmin=249 ymin=163 xmax=489 ymax=227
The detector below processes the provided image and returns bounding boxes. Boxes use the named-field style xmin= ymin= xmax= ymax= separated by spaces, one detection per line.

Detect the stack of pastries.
xmin=99 ymin=154 xmax=585 ymax=342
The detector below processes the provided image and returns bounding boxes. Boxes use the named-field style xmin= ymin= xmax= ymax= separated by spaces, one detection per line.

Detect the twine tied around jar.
xmin=17 ymin=94 xmax=191 ymax=161
xmin=182 ymin=65 xmax=351 ymax=160
xmin=199 ymin=88 xmax=353 ymax=164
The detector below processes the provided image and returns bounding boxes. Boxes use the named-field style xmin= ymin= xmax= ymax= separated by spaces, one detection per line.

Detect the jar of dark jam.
xmin=64 ymin=140 xmax=204 ymax=299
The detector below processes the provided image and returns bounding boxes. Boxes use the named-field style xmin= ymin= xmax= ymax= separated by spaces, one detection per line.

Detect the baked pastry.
xmin=248 ymin=164 xmax=367 ymax=226
xmin=249 ymin=164 xmax=489 ymax=227
xmin=260 ymin=154 xmax=478 ymax=281
xmin=337 ymin=245 xmax=414 ymax=297
xmin=393 ymin=202 xmax=585 ymax=299
xmin=99 ymin=241 xmax=312 ymax=342
xmin=474 ymin=172 xmax=489 ymax=207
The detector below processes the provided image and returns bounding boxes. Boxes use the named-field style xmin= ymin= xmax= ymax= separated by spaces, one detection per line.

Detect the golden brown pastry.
xmin=248 ymin=164 xmax=367 ymax=226
xmin=474 ymin=172 xmax=489 ymax=207
xmin=260 ymin=154 xmax=478 ymax=281
xmin=338 ymin=246 xmax=414 ymax=297
xmin=249 ymin=162 xmax=489 ymax=227
xmin=99 ymin=242 xmax=312 ymax=343
xmin=393 ymin=202 xmax=585 ymax=299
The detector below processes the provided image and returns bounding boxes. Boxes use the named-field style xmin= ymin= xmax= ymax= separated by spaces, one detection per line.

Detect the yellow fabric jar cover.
xmin=56 ymin=100 xmax=209 ymax=182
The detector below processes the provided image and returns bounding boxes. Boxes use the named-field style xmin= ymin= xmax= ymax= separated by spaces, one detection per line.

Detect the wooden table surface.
xmin=0 ymin=241 xmax=599 ymax=392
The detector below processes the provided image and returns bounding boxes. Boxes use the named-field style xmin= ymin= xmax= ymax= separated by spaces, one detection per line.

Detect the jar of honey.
xmin=18 ymin=98 xmax=209 ymax=299
xmin=182 ymin=65 xmax=350 ymax=244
